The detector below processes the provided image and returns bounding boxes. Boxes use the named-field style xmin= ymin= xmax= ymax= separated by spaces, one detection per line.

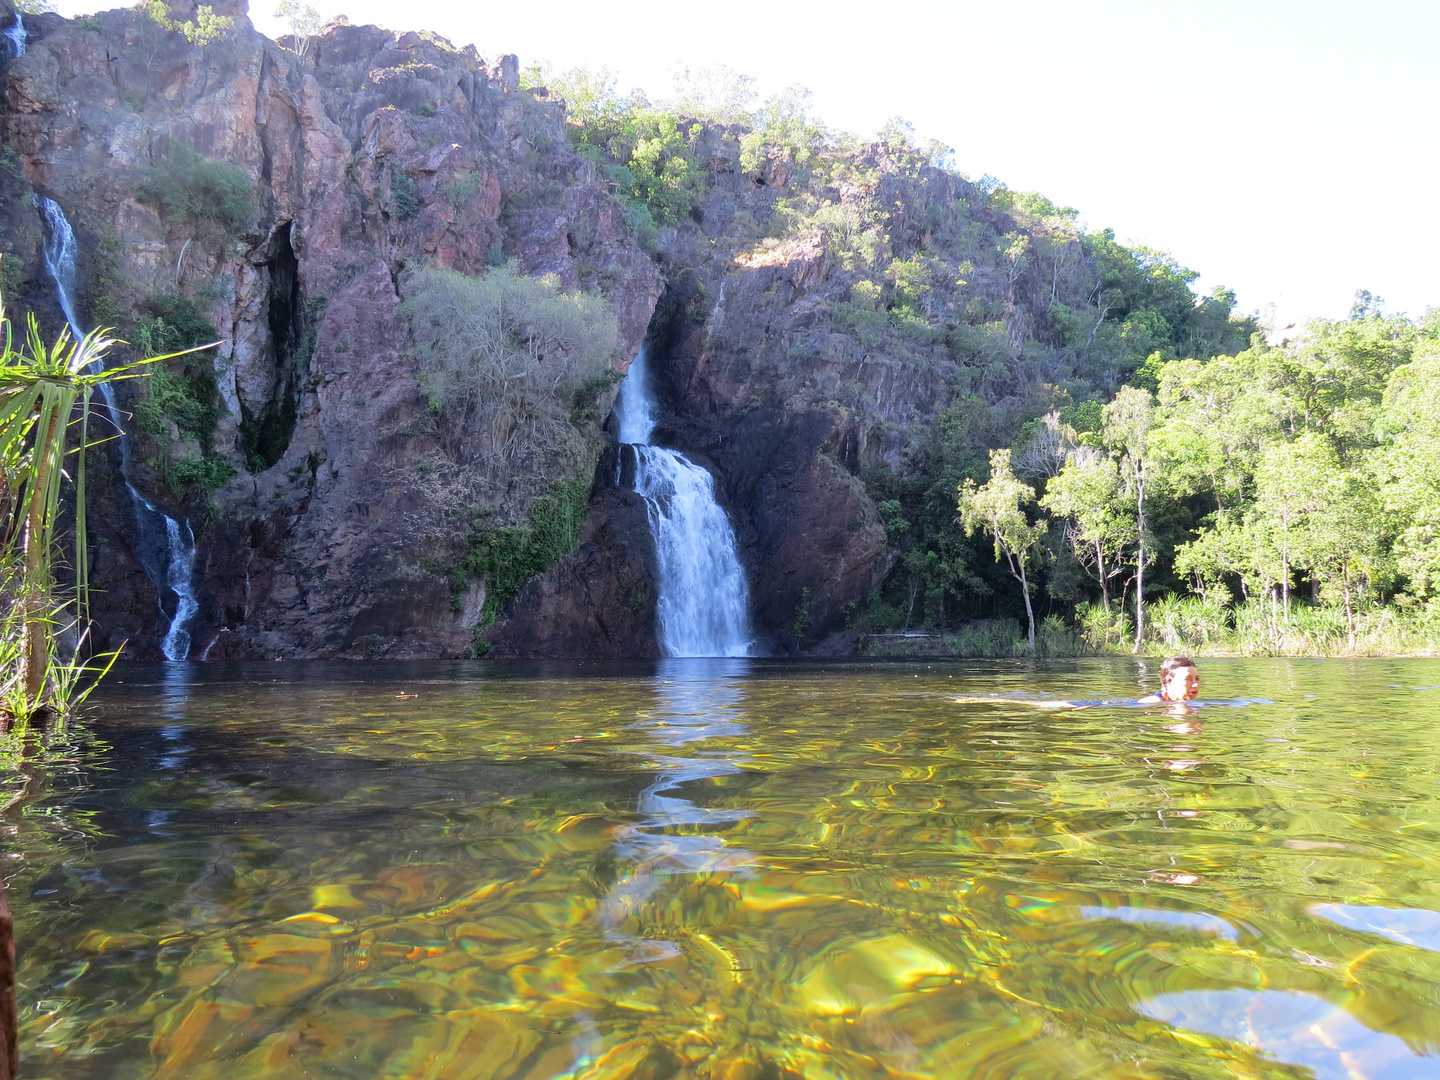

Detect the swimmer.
xmin=953 ymin=654 xmax=1201 ymax=711
xmin=1137 ymin=655 xmax=1200 ymax=704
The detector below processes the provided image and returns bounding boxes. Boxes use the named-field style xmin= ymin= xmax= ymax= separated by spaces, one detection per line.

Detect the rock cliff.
xmin=0 ymin=2 xmax=1243 ymax=658
xmin=1 ymin=0 xmax=658 ymax=658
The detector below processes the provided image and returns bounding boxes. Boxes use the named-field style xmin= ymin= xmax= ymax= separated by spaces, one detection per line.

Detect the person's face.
xmin=1161 ymin=666 xmax=1200 ymax=701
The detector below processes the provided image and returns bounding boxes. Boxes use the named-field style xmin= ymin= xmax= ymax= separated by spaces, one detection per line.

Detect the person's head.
xmin=1159 ymin=656 xmax=1200 ymax=701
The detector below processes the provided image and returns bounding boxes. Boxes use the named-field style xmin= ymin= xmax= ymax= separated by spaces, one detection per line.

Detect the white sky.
xmin=53 ymin=0 xmax=1440 ymax=327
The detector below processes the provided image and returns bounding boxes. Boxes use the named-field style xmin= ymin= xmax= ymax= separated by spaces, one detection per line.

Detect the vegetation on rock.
xmin=127 ymin=294 xmax=230 ymax=497
xmin=404 ymin=262 xmax=618 ymax=462
xmin=137 ymin=146 xmax=253 ymax=241
xmin=455 ymin=477 xmax=590 ymax=631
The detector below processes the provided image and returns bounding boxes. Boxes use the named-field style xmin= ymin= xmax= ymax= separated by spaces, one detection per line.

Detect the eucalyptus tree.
xmin=1040 ymin=448 xmax=1132 ymax=611
xmin=1102 ymin=386 xmax=1159 ymax=652
xmin=958 ymin=449 xmax=1046 ymax=650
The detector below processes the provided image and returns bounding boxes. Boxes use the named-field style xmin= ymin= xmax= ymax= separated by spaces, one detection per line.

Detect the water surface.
xmin=7 ymin=657 xmax=1440 ymax=1079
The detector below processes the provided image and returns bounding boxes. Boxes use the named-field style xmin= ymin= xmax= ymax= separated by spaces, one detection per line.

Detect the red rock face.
xmin=0 ymin=3 xmax=659 ymax=659
xmin=0 ymin=5 xmax=1086 ymax=660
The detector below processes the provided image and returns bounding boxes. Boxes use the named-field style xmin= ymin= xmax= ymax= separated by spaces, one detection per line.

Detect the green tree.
xmin=1102 ymin=386 xmax=1158 ymax=651
xmin=1375 ymin=348 xmax=1440 ymax=595
xmin=142 ymin=0 xmax=233 ymax=46
xmin=738 ymin=86 xmax=826 ymax=174
xmin=958 ymin=449 xmax=1046 ymax=649
xmin=1040 ymin=448 xmax=1133 ymax=610
xmin=1285 ymin=441 xmax=1384 ymax=647
xmin=276 ymin=0 xmax=325 ymax=53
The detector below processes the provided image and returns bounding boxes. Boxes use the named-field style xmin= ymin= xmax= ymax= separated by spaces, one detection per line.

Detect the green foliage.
xmin=934 ymin=300 xmax=1440 ymax=654
xmin=792 ymin=586 xmax=812 ymax=645
xmin=133 ymin=369 xmax=213 ymax=444
xmin=415 ymin=102 xmax=437 ymax=118
xmin=0 ymin=296 xmax=160 ymax=720
xmin=137 ymin=145 xmax=254 ymax=239
xmin=670 ymin=64 xmax=756 ymax=124
xmin=142 ymin=0 xmax=233 ymax=46
xmin=442 ymin=173 xmax=480 ymax=208
xmin=403 ymin=262 xmax=618 ymax=462
xmin=0 ymin=255 xmax=21 ymax=298
xmin=877 ymin=499 xmax=909 ymax=544
xmin=553 ymin=67 xmax=705 ymax=238
xmin=275 ymin=0 xmax=323 ymax=48
xmin=739 ymin=86 xmax=825 ymax=174
xmin=958 ymin=448 xmax=1046 ymax=648
xmin=162 ymin=452 xmax=234 ymax=494
xmin=940 ymin=619 xmax=1022 ymax=658
xmin=128 ymin=294 xmax=230 ymax=494
xmin=456 ymin=478 xmax=590 ymax=625
xmin=391 ymin=172 xmax=420 ymax=219
xmin=988 ymin=186 xmax=1079 ymax=223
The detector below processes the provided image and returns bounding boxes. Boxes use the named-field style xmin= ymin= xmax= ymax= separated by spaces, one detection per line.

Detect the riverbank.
xmin=851 ymin=601 xmax=1440 ymax=659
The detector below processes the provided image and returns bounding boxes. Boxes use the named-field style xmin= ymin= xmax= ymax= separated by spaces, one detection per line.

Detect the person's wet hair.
xmin=1160 ymin=655 xmax=1197 ymax=680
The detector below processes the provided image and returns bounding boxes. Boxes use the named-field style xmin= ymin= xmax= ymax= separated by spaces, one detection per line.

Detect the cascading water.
xmin=3 ymin=11 xmax=25 ymax=57
xmin=37 ymin=197 xmax=200 ymax=660
xmin=614 ymin=347 xmax=753 ymax=657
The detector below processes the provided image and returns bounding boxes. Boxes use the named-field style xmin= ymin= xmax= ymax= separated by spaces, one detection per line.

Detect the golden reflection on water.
xmin=8 ymin=657 xmax=1440 ymax=1079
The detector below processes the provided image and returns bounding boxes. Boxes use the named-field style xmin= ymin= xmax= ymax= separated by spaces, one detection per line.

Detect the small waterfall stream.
xmin=3 ymin=11 xmax=25 ymax=57
xmin=614 ymin=347 xmax=752 ymax=657
xmin=37 ymin=196 xmax=200 ymax=660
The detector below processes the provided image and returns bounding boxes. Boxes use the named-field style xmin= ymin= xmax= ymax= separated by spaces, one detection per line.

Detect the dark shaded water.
xmin=6 ymin=657 xmax=1440 ymax=1079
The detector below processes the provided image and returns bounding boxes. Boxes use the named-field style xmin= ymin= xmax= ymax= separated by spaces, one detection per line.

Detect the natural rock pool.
xmin=8 ymin=657 xmax=1440 ymax=1079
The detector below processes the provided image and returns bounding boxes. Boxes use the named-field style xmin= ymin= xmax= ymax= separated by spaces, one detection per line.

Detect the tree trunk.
xmin=1018 ymin=561 xmax=1036 ymax=651
xmin=1280 ymin=509 xmax=1291 ymax=623
xmin=1096 ymin=540 xmax=1109 ymax=610
xmin=1133 ymin=469 xmax=1147 ymax=653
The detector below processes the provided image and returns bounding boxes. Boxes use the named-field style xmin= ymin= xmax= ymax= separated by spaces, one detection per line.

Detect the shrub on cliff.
xmin=129 ymin=294 xmax=232 ymax=495
xmin=403 ymin=263 xmax=619 ymax=462
xmin=137 ymin=146 xmax=254 ymax=241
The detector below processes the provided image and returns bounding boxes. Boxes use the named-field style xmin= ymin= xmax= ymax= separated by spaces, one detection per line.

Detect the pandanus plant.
xmin=0 ymin=285 xmax=193 ymax=723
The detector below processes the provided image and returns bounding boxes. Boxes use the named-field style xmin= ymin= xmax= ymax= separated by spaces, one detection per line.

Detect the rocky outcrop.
xmin=493 ymin=130 xmax=1057 ymax=652
xmin=0 ymin=0 xmax=658 ymax=658
xmin=0 ymin=1 xmax=1183 ymax=659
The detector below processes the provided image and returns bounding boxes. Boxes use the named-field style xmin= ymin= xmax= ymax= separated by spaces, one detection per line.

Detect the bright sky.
xmin=55 ymin=0 xmax=1440 ymax=327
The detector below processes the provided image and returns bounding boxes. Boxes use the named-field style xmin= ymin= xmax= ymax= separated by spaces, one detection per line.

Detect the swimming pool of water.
xmin=7 ymin=657 xmax=1440 ymax=1079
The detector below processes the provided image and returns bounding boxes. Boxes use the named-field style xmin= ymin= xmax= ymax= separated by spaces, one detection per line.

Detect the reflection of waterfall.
xmin=614 ymin=347 xmax=752 ymax=657
xmin=36 ymin=197 xmax=200 ymax=660
xmin=3 ymin=11 xmax=25 ymax=57
xmin=599 ymin=658 xmax=755 ymax=963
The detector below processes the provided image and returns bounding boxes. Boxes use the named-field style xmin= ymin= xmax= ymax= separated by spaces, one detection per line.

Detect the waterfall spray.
xmin=614 ymin=347 xmax=752 ymax=657
xmin=35 ymin=197 xmax=201 ymax=660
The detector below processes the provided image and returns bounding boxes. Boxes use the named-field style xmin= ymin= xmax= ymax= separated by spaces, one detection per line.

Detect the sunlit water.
xmin=7 ymin=657 xmax=1440 ymax=1079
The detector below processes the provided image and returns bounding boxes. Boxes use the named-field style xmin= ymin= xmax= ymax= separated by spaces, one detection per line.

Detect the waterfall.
xmin=3 ymin=11 xmax=25 ymax=57
xmin=615 ymin=347 xmax=752 ymax=657
xmin=36 ymin=197 xmax=200 ymax=660
xmin=37 ymin=198 xmax=81 ymax=334
xmin=160 ymin=517 xmax=199 ymax=661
